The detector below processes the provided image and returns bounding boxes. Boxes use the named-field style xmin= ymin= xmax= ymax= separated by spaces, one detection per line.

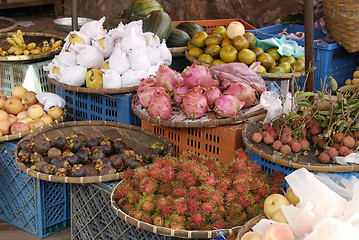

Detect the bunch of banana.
xmin=6 ymin=30 xmax=63 ymax=56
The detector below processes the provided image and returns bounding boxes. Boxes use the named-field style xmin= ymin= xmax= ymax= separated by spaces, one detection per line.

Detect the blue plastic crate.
xmin=54 ymin=86 xmax=140 ymax=126
xmin=0 ymin=140 xmax=70 ymax=238
xmin=249 ymin=24 xmax=359 ymax=92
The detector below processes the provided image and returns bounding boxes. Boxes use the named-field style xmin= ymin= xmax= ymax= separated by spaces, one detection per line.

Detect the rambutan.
xmin=184 ymin=175 xmax=198 ymax=187
xmin=269 ymin=184 xmax=283 ymax=194
xmin=270 ymin=170 xmax=286 ymax=187
xmin=225 ymin=190 xmax=238 ymax=203
xmin=169 ymin=214 xmax=186 ymax=223
xmin=129 ymin=209 xmax=144 ymax=221
xmin=231 ymin=159 xmax=247 ymax=172
xmin=141 ymin=200 xmax=154 ymax=213
xmin=208 ymin=189 xmax=224 ymax=204
xmin=155 ymin=195 xmax=167 ymax=209
xmin=134 ymin=167 xmax=149 ymax=183
xmin=233 ymin=172 xmax=252 ymax=182
xmin=246 ymin=161 xmax=261 ymax=173
xmin=153 ymin=215 xmax=164 ymax=226
xmin=201 ymin=201 xmax=215 ymax=214
xmin=192 ymin=166 xmax=209 ymax=181
xmin=122 ymin=203 xmax=134 ymax=213
xmin=127 ymin=191 xmax=142 ymax=204
xmin=212 ymin=219 xmax=226 ymax=230
xmin=203 ymin=174 xmax=217 ymax=186
xmin=177 ymin=170 xmax=191 ymax=181
xmin=158 ymin=182 xmax=173 ymax=196
xmin=215 ymin=181 xmax=229 ymax=194
xmin=161 ymin=167 xmax=176 ymax=182
xmin=141 ymin=213 xmax=153 ymax=224
xmin=159 ymin=203 xmax=172 ymax=217
xmin=235 ymin=149 xmax=249 ymax=161
xmin=172 ymin=187 xmax=187 ymax=198
xmin=140 ymin=177 xmax=157 ymax=193
xmin=211 ymin=210 xmax=225 ymax=222
xmin=246 ymin=202 xmax=264 ymax=219
xmin=195 ymin=188 xmax=208 ymax=202
xmin=168 ymin=221 xmax=185 ymax=230
xmin=257 ymin=185 xmax=270 ymax=197
xmin=153 ymin=157 xmax=165 ymax=167
xmin=147 ymin=166 xmax=161 ymax=179
xmin=162 ymin=161 xmax=175 ymax=169
xmin=113 ymin=184 xmax=132 ymax=198
xmin=238 ymin=193 xmax=255 ymax=208
xmin=202 ymin=158 xmax=221 ymax=172
xmin=174 ymin=198 xmax=188 ymax=215
xmin=123 ymin=169 xmax=135 ymax=180
xmin=233 ymin=181 xmax=249 ymax=194
xmin=189 ymin=212 xmax=204 ymax=227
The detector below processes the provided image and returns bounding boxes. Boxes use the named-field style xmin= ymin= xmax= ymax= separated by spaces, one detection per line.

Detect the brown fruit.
xmin=266 ymin=47 xmax=280 ymax=61
xmin=232 ymin=35 xmax=249 ymax=51
xmin=188 ymin=47 xmax=204 ymax=59
xmin=252 ymin=47 xmax=264 ymax=57
xmin=257 ymin=53 xmax=275 ymax=70
xmin=237 ymin=48 xmax=256 ymax=65
xmin=243 ymin=32 xmax=256 ymax=49
xmin=191 ymin=31 xmax=208 ymax=48
xmin=293 ymin=60 xmax=305 ymax=72
xmin=204 ymin=34 xmax=223 ymax=46
xmin=219 ymin=45 xmax=238 ymax=63
xmin=204 ymin=44 xmax=221 ymax=58
xmin=198 ymin=53 xmax=214 ymax=64
xmin=3 ymin=97 xmax=23 ymax=115
xmin=221 ymin=37 xmax=233 ymax=48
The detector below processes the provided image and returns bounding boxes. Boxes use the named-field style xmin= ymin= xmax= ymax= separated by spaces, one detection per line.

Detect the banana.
xmin=30 ymin=49 xmax=41 ymax=54
xmin=7 ymin=46 xmax=17 ymax=54
xmin=11 ymin=34 xmax=23 ymax=46
xmin=42 ymin=40 xmax=50 ymax=52
xmin=49 ymin=37 xmax=55 ymax=46
xmin=6 ymin=37 xmax=18 ymax=46
xmin=21 ymin=43 xmax=27 ymax=50
xmin=0 ymin=51 xmax=8 ymax=56
xmin=51 ymin=40 xmax=63 ymax=49
xmin=26 ymin=42 xmax=36 ymax=50
xmin=23 ymin=49 xmax=30 ymax=55
xmin=50 ymin=46 xmax=61 ymax=52
xmin=14 ymin=47 xmax=23 ymax=55
xmin=17 ymin=30 xmax=25 ymax=45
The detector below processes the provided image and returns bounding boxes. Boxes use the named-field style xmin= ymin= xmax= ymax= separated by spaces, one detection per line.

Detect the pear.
xmin=52 ymin=66 xmax=61 ymax=75
xmin=69 ymin=34 xmax=85 ymax=45
xmin=85 ymin=69 xmax=103 ymax=89
xmin=100 ymin=60 xmax=110 ymax=70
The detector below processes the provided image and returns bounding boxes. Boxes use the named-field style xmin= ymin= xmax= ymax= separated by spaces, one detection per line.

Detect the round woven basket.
xmin=0 ymin=111 xmax=65 ymax=142
xmin=0 ymin=32 xmax=64 ymax=62
xmin=111 ymin=180 xmax=242 ymax=239
xmin=235 ymin=214 xmax=266 ymax=240
xmin=243 ymin=114 xmax=359 ymax=172
xmin=15 ymin=121 xmax=173 ymax=183
xmin=49 ymin=78 xmax=137 ymax=94
xmin=0 ymin=16 xmax=17 ymax=33
xmin=322 ymin=0 xmax=359 ymax=53
xmin=185 ymin=51 xmax=306 ymax=80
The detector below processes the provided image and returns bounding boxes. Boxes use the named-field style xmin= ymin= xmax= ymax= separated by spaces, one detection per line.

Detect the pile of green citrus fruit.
xmin=187 ymin=25 xmax=305 ymax=74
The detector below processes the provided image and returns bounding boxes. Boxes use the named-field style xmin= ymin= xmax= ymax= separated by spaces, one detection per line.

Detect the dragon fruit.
xmin=137 ymin=87 xmax=169 ymax=108
xmin=147 ymin=94 xmax=173 ymax=120
xmin=205 ymin=86 xmax=222 ymax=109
xmin=213 ymin=94 xmax=245 ymax=118
xmin=182 ymin=63 xmax=219 ymax=89
xmin=156 ymin=65 xmax=183 ymax=94
xmin=225 ymin=82 xmax=256 ymax=108
xmin=137 ymin=76 xmax=157 ymax=93
xmin=173 ymin=84 xmax=189 ymax=107
xmin=181 ymin=86 xmax=208 ymax=119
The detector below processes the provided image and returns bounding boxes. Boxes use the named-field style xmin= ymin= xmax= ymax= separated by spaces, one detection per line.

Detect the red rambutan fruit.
xmin=129 ymin=209 xmax=144 ymax=221
xmin=246 ymin=202 xmax=264 ymax=219
xmin=238 ymin=193 xmax=255 ymax=208
xmin=158 ymin=182 xmax=173 ymax=195
xmin=225 ymin=190 xmax=238 ymax=203
xmin=153 ymin=215 xmax=164 ymax=226
xmin=215 ymin=181 xmax=229 ymax=194
xmin=184 ymin=175 xmax=198 ymax=187
xmin=177 ymin=170 xmax=191 ymax=181
xmin=127 ymin=191 xmax=142 ymax=204
xmin=140 ymin=178 xmax=157 ymax=193
xmin=142 ymin=213 xmax=153 ymax=224
xmin=233 ymin=181 xmax=249 ymax=194
xmin=231 ymin=159 xmax=247 ymax=172
xmin=122 ymin=203 xmax=134 ymax=213
xmin=175 ymin=198 xmax=188 ymax=215
xmin=187 ymin=198 xmax=199 ymax=213
xmin=201 ymin=201 xmax=215 ymax=214
xmin=123 ymin=169 xmax=135 ymax=180
xmin=161 ymin=167 xmax=176 ymax=182
xmin=212 ymin=219 xmax=226 ymax=230
xmin=203 ymin=174 xmax=217 ymax=186
xmin=270 ymin=170 xmax=286 ymax=187
xmin=246 ymin=161 xmax=261 ymax=173
xmin=172 ymin=187 xmax=187 ymax=198
xmin=147 ymin=166 xmax=161 ymax=179
xmin=257 ymin=185 xmax=270 ymax=197
xmin=142 ymin=200 xmax=154 ymax=213
xmin=169 ymin=222 xmax=185 ymax=230
xmin=189 ymin=212 xmax=204 ymax=227
xmin=153 ymin=157 xmax=165 ymax=167
xmin=159 ymin=203 xmax=172 ymax=217
xmin=114 ymin=184 xmax=132 ymax=198
xmin=269 ymin=184 xmax=283 ymax=194
xmin=195 ymin=188 xmax=208 ymax=201
xmin=155 ymin=195 xmax=167 ymax=209
xmin=236 ymin=149 xmax=249 ymax=161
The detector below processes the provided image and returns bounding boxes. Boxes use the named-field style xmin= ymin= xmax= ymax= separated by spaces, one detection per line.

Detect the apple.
xmin=0 ymin=94 xmax=7 ymax=101
xmin=27 ymin=104 xmax=45 ymax=120
xmin=0 ymin=119 xmax=11 ymax=135
xmin=28 ymin=119 xmax=45 ymax=129
xmin=271 ymin=209 xmax=288 ymax=223
xmin=11 ymin=122 xmax=30 ymax=134
xmin=8 ymin=114 xmax=18 ymax=124
xmin=262 ymin=223 xmax=294 ymax=240
xmin=22 ymin=91 xmax=38 ymax=105
xmin=0 ymin=110 xmax=9 ymax=120
xmin=285 ymin=187 xmax=300 ymax=206
xmin=17 ymin=111 xmax=28 ymax=120
xmin=263 ymin=194 xmax=291 ymax=219
xmin=0 ymin=99 xmax=6 ymax=109
xmin=3 ymin=97 xmax=23 ymax=115
xmin=12 ymin=86 xmax=27 ymax=99
xmin=40 ymin=114 xmax=53 ymax=125
xmin=241 ymin=231 xmax=263 ymax=240
xmin=17 ymin=117 xmax=33 ymax=124
xmin=47 ymin=107 xmax=64 ymax=120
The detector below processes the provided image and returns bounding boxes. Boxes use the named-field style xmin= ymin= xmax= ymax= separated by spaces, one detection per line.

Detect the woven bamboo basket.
xmin=0 ymin=16 xmax=17 ymax=33
xmin=322 ymin=0 xmax=359 ymax=53
xmin=185 ymin=51 xmax=306 ymax=80
xmin=243 ymin=114 xmax=359 ymax=172
xmin=0 ymin=32 xmax=64 ymax=62
xmin=235 ymin=214 xmax=266 ymax=240
xmin=111 ymin=180 xmax=242 ymax=239
xmin=14 ymin=121 xmax=173 ymax=183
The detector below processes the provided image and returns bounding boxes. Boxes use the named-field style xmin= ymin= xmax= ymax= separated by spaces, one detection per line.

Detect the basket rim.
xmin=49 ymin=78 xmax=138 ymax=94
xmin=236 ymin=214 xmax=266 ymax=239
xmin=0 ymin=112 xmax=65 ymax=142
xmin=110 ymin=180 xmax=242 ymax=239
xmin=0 ymin=31 xmax=65 ymax=62
xmin=0 ymin=16 xmax=18 ymax=33
xmin=131 ymin=97 xmax=267 ymax=128
xmin=14 ymin=120 xmax=173 ymax=183
xmin=243 ymin=114 xmax=359 ymax=172
xmin=185 ymin=51 xmax=306 ymax=80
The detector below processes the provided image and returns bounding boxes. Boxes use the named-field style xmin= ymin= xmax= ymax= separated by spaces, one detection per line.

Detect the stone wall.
xmin=63 ymin=0 xmax=305 ymax=29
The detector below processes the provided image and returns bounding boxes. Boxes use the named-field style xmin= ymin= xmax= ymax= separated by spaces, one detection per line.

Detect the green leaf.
xmin=295 ymin=91 xmax=315 ymax=99
xmin=338 ymin=84 xmax=355 ymax=92
xmin=344 ymin=99 xmax=359 ymax=110
xmin=329 ymin=76 xmax=338 ymax=91
xmin=306 ymin=66 xmax=317 ymax=73
xmin=318 ymin=110 xmax=330 ymax=115
xmin=316 ymin=91 xmax=325 ymax=102
xmin=297 ymin=100 xmax=312 ymax=106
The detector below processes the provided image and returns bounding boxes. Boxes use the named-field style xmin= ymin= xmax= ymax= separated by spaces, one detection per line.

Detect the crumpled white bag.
xmin=36 ymin=93 xmax=65 ymax=111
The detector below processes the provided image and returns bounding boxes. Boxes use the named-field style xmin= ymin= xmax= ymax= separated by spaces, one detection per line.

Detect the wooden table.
xmin=0 ymin=0 xmax=62 ymax=17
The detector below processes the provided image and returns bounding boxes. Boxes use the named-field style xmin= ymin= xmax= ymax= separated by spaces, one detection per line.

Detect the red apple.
xmin=0 ymin=119 xmax=11 ymax=135
xmin=11 ymin=122 xmax=30 ymax=134
xmin=22 ymin=91 xmax=38 ymax=105
xmin=3 ymin=97 xmax=23 ymax=115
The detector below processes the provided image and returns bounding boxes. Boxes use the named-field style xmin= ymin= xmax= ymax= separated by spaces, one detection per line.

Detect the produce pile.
xmin=251 ymin=72 xmax=359 ymax=164
xmin=186 ymin=21 xmax=305 ymax=74
xmin=0 ymin=86 xmax=64 ymax=137
xmin=3 ymin=30 xmax=63 ymax=56
xmin=135 ymin=62 xmax=266 ymax=120
xmin=17 ymin=133 xmax=166 ymax=177
xmin=44 ymin=16 xmax=172 ymax=89
xmin=113 ymin=150 xmax=286 ymax=231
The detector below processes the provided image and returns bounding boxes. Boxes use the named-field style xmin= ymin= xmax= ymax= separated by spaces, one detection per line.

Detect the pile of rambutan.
xmin=113 ymin=149 xmax=285 ymax=231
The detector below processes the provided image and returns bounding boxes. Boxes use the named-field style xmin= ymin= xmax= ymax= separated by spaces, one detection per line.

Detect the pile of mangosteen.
xmin=16 ymin=133 xmax=165 ymax=177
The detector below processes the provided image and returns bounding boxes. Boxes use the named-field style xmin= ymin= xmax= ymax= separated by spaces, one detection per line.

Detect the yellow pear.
xmin=85 ymin=69 xmax=103 ymax=89
xmin=69 ymin=34 xmax=85 ymax=44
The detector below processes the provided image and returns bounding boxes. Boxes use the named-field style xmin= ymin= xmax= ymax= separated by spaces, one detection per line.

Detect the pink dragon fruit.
xmin=137 ymin=87 xmax=169 ymax=108
xmin=213 ymin=93 xmax=245 ymax=118
xmin=173 ymin=84 xmax=189 ymax=107
xmin=137 ymin=76 xmax=157 ymax=93
xmin=225 ymin=82 xmax=257 ymax=108
xmin=182 ymin=63 xmax=219 ymax=89
xmin=205 ymin=86 xmax=222 ymax=109
xmin=181 ymin=86 xmax=208 ymax=119
xmin=147 ymin=94 xmax=173 ymax=120
xmin=156 ymin=65 xmax=183 ymax=94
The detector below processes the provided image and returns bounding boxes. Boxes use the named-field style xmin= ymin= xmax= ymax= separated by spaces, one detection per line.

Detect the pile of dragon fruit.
xmin=113 ymin=150 xmax=286 ymax=230
xmin=135 ymin=63 xmax=266 ymax=120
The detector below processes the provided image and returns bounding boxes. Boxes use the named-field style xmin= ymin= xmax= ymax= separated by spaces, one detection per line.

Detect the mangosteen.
xmin=71 ymin=164 xmax=86 ymax=177
xmin=150 ymin=141 xmax=164 ymax=155
xmin=112 ymin=138 xmax=127 ymax=153
xmin=99 ymin=165 xmax=116 ymax=175
xmin=69 ymin=137 xmax=84 ymax=153
xmin=124 ymin=158 xmax=141 ymax=169
xmin=92 ymin=145 xmax=111 ymax=156
xmin=61 ymin=148 xmax=74 ymax=158
xmin=31 ymin=161 xmax=56 ymax=174
xmin=50 ymin=157 xmax=72 ymax=172
xmin=47 ymin=147 xmax=62 ymax=159
xmin=34 ymin=140 xmax=51 ymax=155
xmin=18 ymin=148 xmax=32 ymax=163
xmin=86 ymin=137 xmax=103 ymax=148
xmin=18 ymin=139 xmax=35 ymax=151
xmin=30 ymin=152 xmax=43 ymax=164
xmin=65 ymin=155 xmax=80 ymax=166
xmin=55 ymin=167 xmax=68 ymax=176
xmin=100 ymin=138 xmax=113 ymax=147
xmin=40 ymin=156 xmax=51 ymax=164
xmin=76 ymin=134 xmax=87 ymax=143
xmin=92 ymin=150 xmax=106 ymax=161
xmin=143 ymin=149 xmax=159 ymax=164
xmin=75 ymin=148 xmax=90 ymax=164
xmin=109 ymin=154 xmax=124 ymax=171
xmin=53 ymin=136 xmax=67 ymax=150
